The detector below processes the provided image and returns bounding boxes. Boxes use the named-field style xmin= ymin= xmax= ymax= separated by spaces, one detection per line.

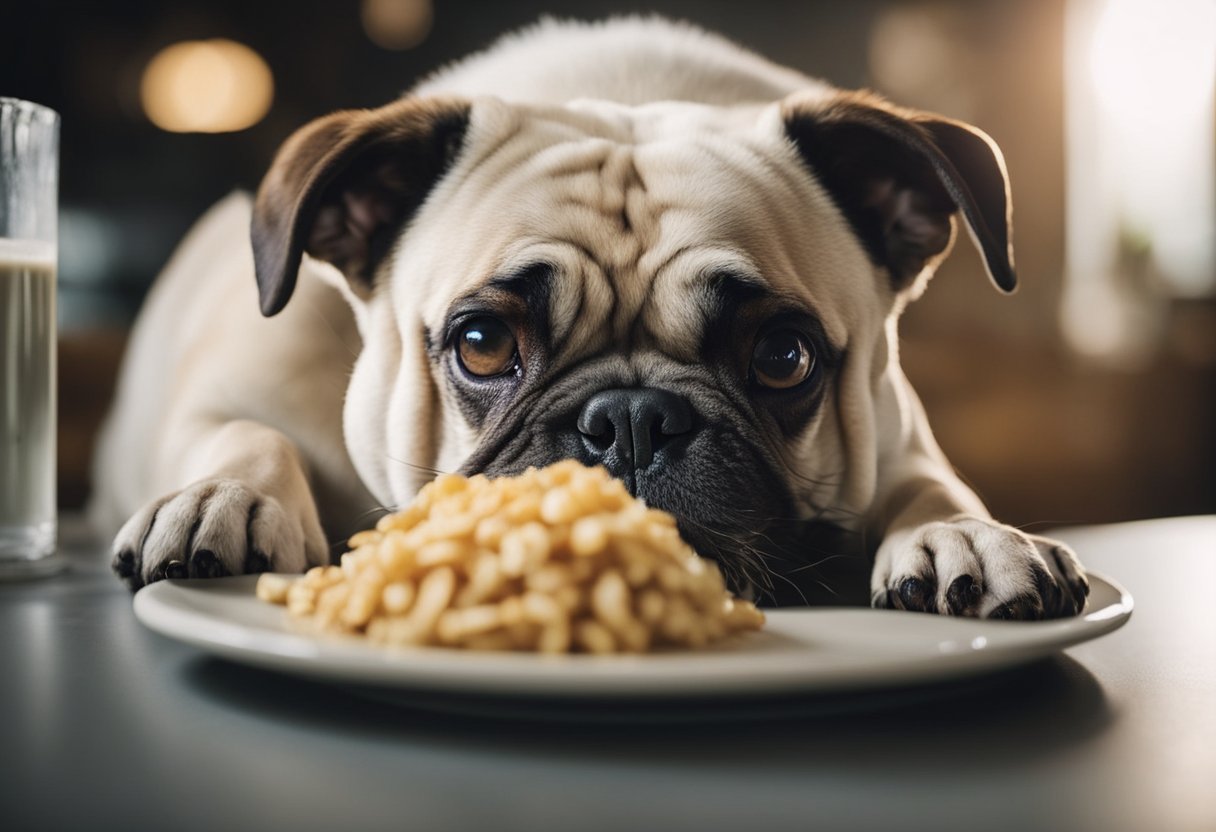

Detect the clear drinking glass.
xmin=0 ymin=98 xmax=61 ymax=578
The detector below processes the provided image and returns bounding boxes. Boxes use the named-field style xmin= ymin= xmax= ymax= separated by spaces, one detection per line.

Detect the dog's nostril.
xmin=656 ymin=395 xmax=693 ymax=437
xmin=577 ymin=387 xmax=692 ymax=470
xmin=576 ymin=405 xmax=615 ymax=455
xmin=578 ymin=409 xmax=611 ymax=438
xmin=583 ymin=428 xmax=614 ymax=452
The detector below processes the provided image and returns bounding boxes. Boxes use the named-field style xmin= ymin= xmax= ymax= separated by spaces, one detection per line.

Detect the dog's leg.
xmin=866 ymin=381 xmax=1089 ymax=620
xmin=109 ymin=419 xmax=329 ymax=590
xmin=94 ymin=193 xmax=366 ymax=591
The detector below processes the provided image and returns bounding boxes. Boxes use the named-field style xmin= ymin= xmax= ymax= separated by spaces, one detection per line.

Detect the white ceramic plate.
xmin=133 ymin=572 xmax=1132 ymax=703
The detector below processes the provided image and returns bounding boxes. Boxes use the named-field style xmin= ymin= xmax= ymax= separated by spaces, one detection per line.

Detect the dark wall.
xmin=4 ymin=0 xmax=1212 ymax=525
xmin=2 ymin=0 xmax=893 ymax=319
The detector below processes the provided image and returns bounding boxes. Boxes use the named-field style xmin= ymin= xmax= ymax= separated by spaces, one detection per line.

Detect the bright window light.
xmin=1063 ymin=0 xmax=1216 ymax=360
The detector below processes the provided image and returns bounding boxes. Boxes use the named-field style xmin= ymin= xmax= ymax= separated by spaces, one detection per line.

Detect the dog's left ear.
xmin=782 ymin=90 xmax=1015 ymax=294
xmin=251 ymin=97 xmax=471 ymax=317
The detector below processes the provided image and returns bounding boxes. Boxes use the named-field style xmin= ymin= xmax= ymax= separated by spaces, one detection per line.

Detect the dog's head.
xmin=250 ymin=90 xmax=1013 ymax=597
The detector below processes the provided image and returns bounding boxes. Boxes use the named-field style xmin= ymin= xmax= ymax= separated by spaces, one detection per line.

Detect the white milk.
xmin=0 ymin=238 xmax=56 ymax=559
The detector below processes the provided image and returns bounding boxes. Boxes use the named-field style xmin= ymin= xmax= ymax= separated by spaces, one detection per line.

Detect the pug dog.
xmin=92 ymin=16 xmax=1088 ymax=618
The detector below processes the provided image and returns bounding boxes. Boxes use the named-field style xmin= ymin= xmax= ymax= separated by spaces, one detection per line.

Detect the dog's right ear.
xmin=251 ymin=97 xmax=471 ymax=317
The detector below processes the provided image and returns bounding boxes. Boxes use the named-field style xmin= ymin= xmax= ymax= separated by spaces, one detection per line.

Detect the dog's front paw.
xmin=871 ymin=516 xmax=1090 ymax=620
xmin=110 ymin=479 xmax=327 ymax=590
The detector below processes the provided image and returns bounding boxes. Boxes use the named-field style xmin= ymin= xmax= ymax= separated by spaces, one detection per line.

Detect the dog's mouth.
xmin=668 ymin=514 xmax=862 ymax=607
xmin=670 ymin=517 xmax=772 ymax=602
xmin=461 ymin=422 xmax=867 ymax=605
xmin=456 ymin=453 xmax=870 ymax=605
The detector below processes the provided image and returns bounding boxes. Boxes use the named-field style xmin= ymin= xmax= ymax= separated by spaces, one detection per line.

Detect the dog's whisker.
xmin=786 ymin=553 xmax=856 ymax=573
xmin=768 ymin=568 xmax=812 ymax=605
xmin=300 ymin=296 xmax=363 ymax=362
xmin=1013 ymin=519 xmax=1072 ymax=532
xmin=353 ymin=505 xmax=395 ymax=523
xmin=383 ymin=454 xmax=449 ymax=478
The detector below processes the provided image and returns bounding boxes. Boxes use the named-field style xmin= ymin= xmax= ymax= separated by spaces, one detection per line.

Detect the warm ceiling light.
xmin=362 ymin=0 xmax=433 ymax=50
xmin=140 ymin=39 xmax=274 ymax=133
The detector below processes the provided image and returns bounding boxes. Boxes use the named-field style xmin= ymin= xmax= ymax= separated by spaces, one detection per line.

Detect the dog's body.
xmin=93 ymin=18 xmax=1088 ymax=617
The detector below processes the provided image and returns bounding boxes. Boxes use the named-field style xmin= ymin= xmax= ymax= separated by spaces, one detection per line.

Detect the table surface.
xmin=2 ymin=516 xmax=1214 ymax=832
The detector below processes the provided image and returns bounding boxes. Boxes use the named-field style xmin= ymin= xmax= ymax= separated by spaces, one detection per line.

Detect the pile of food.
xmin=256 ymin=461 xmax=764 ymax=653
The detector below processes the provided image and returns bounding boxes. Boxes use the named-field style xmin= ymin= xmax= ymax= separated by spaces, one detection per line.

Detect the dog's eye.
xmin=457 ymin=316 xmax=519 ymax=378
xmin=751 ymin=330 xmax=815 ymax=389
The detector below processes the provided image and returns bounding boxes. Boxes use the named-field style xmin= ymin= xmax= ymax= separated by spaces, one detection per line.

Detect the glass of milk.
xmin=0 ymin=98 xmax=61 ymax=578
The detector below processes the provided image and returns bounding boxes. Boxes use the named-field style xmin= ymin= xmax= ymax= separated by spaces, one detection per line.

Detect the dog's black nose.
xmin=577 ymin=388 xmax=692 ymax=471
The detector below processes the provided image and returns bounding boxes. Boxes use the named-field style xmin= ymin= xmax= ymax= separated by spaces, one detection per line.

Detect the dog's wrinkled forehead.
xmin=396 ymin=99 xmax=864 ymax=355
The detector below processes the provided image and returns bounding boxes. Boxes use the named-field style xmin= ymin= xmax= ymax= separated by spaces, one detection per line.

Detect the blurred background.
xmin=2 ymin=0 xmax=1213 ymax=526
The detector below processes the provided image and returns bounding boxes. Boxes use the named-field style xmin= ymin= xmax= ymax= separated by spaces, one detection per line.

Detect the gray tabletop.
xmin=2 ymin=516 xmax=1214 ymax=832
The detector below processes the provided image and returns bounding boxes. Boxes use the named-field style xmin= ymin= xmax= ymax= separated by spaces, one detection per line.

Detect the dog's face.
xmin=251 ymin=91 xmax=1013 ymax=596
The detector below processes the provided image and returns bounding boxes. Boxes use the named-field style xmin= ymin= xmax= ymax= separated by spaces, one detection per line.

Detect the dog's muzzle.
xmin=576 ymin=387 xmax=692 ymax=488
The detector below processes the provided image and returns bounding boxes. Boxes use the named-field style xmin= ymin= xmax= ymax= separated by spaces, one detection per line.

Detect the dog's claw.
xmin=988 ymin=594 xmax=1043 ymax=621
xmin=245 ymin=550 xmax=271 ymax=574
xmin=188 ymin=549 xmax=229 ymax=579
xmin=111 ymin=479 xmax=320 ymax=588
xmin=898 ymin=576 xmax=934 ymax=612
xmin=112 ymin=549 xmax=136 ymax=578
xmin=873 ymin=518 xmax=1089 ymax=621
xmin=1047 ymin=545 xmax=1090 ymax=614
xmin=946 ymin=574 xmax=981 ymax=616
xmin=111 ymin=549 xmax=145 ymax=592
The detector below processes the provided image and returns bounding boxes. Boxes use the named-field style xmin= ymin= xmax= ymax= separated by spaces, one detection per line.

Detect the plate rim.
xmin=133 ymin=571 xmax=1132 ymax=699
